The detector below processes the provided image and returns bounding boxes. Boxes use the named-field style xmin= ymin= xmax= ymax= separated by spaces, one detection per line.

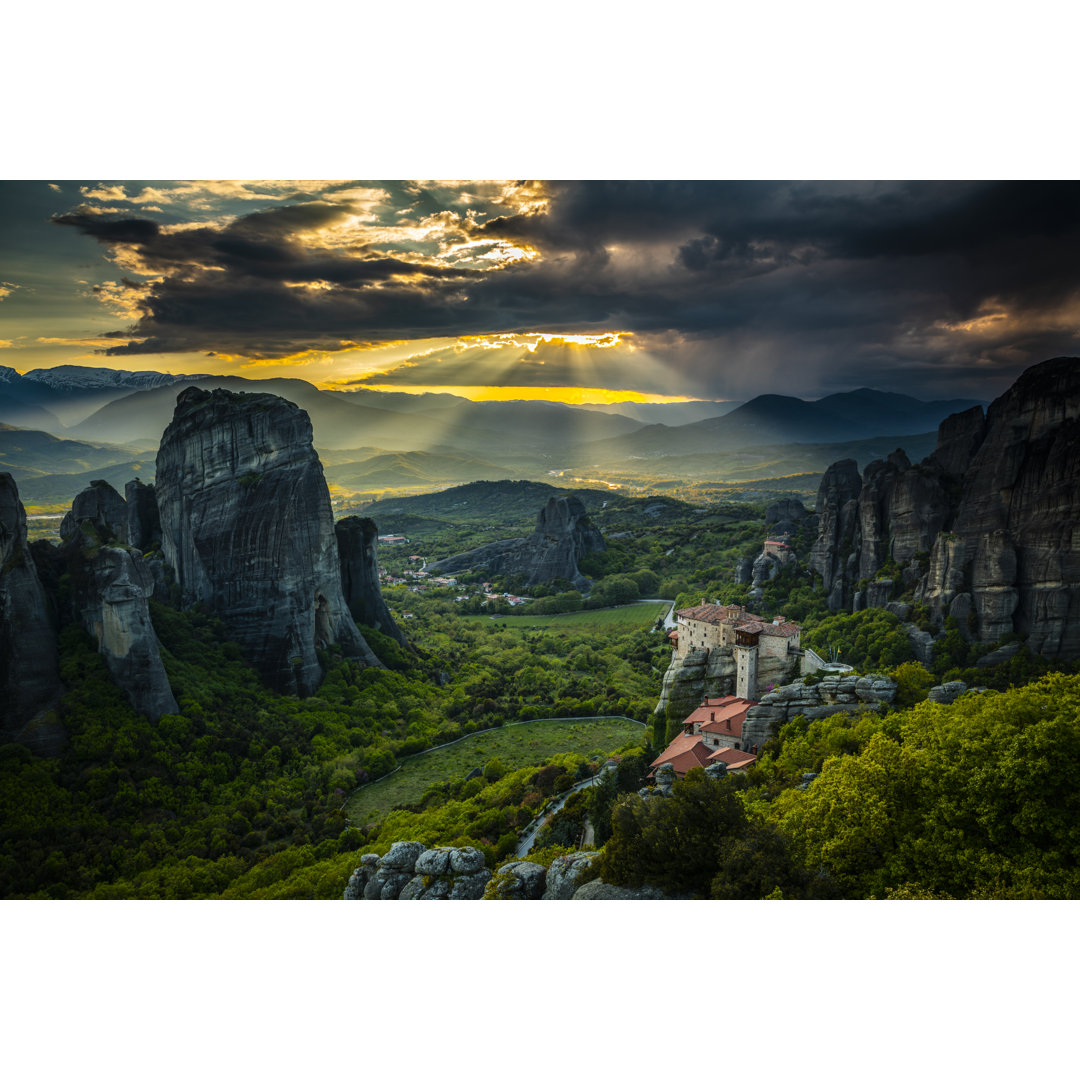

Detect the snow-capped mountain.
xmin=21 ymin=365 xmax=190 ymax=392
xmin=0 ymin=365 xmax=211 ymax=430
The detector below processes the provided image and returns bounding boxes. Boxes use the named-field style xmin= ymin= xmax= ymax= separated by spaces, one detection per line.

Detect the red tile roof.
xmin=705 ymin=746 xmax=757 ymax=769
xmin=676 ymin=602 xmax=801 ymax=638
xmin=675 ymin=603 xmax=747 ymax=626
xmin=649 ymin=733 xmax=713 ymax=778
xmin=684 ymin=698 xmax=755 ymax=737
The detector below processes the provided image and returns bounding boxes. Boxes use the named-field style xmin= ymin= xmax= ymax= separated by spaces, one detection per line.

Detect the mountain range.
xmin=0 ymin=365 xmax=988 ymax=506
xmin=572 ymin=388 xmax=985 ymax=462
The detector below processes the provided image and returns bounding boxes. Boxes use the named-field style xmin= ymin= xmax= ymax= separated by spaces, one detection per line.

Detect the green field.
xmin=460 ymin=601 xmax=669 ymax=632
xmin=344 ymin=715 xmax=646 ymax=826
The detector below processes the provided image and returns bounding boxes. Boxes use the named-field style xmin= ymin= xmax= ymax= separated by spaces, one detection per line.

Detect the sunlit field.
xmin=459 ymin=601 xmax=668 ymax=632
xmin=344 ymin=715 xmax=646 ymax=826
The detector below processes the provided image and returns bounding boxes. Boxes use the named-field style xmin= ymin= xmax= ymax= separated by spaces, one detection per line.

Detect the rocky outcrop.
xmin=807 ymin=459 xmax=862 ymax=612
xmin=61 ymin=484 xmax=178 ymax=721
xmin=541 ymin=851 xmax=600 ymax=899
xmin=751 ymin=549 xmax=782 ymax=588
xmin=69 ymin=539 xmax=178 ymax=720
xmin=59 ymin=479 xmax=128 ymax=545
xmin=125 ymin=478 xmax=161 ymax=551
xmin=343 ymin=845 xmax=626 ymax=900
xmin=809 ymin=358 xmax=1080 ymax=660
xmin=654 ymin=646 xmax=736 ymax=717
xmin=739 ymin=674 xmax=897 ymax=751
xmin=654 ymin=639 xmax=796 ymax=721
xmin=426 ymin=496 xmax=605 ymax=590
xmin=0 ymin=473 xmax=61 ymax=739
xmin=155 ymin=387 xmax=380 ymax=695
xmin=765 ymin=498 xmax=814 ymax=539
xmin=486 ymin=860 xmax=548 ymax=899
xmin=335 ymin=516 xmax=409 ymax=649
xmin=571 ymin=881 xmax=668 ymax=900
xmin=927 ymin=680 xmax=968 ymax=705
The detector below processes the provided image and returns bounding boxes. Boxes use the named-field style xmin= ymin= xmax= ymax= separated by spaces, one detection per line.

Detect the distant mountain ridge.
xmin=20 ymin=365 xmax=197 ymax=391
xmin=579 ymin=388 xmax=987 ymax=460
xmin=0 ymin=424 xmax=149 ymax=480
xmin=63 ymin=375 xmax=647 ymax=454
xmin=0 ymin=364 xmax=208 ymax=429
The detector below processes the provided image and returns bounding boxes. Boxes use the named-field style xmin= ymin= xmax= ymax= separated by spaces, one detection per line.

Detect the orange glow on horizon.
xmin=333 ymin=384 xmax=702 ymax=405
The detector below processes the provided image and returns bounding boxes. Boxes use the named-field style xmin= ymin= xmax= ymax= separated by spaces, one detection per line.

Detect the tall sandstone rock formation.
xmin=426 ymin=495 xmax=605 ymax=589
xmin=335 ymin=516 xmax=410 ymax=650
xmin=0 ymin=472 xmax=60 ymax=736
xmin=58 ymin=480 xmax=178 ymax=721
xmin=810 ymin=357 xmax=1080 ymax=659
xmin=155 ymin=387 xmax=381 ymax=694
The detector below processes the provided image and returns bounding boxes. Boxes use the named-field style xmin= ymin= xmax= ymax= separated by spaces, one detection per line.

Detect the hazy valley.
xmin=2 ymin=356 xmax=1080 ymax=900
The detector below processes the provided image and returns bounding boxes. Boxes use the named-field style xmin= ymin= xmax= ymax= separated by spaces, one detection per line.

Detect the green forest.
xmin=4 ymin=486 xmax=1079 ymax=900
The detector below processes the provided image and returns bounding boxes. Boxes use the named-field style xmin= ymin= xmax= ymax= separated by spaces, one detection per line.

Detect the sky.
xmin=2 ymin=179 xmax=1079 ymax=404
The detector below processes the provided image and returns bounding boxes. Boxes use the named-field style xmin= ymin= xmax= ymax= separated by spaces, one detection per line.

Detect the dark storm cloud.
xmin=50 ymin=181 xmax=1080 ymax=395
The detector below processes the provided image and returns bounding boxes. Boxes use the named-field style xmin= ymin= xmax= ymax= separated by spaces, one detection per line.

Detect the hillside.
xmin=567 ymin=430 xmax=940 ymax=482
xmin=362 ymin=479 xmax=621 ymax=526
xmin=68 ymin=375 xmax=646 ymax=456
xmin=0 ymin=424 xmax=150 ymax=480
xmin=323 ymin=450 xmax=515 ymax=491
xmin=579 ymin=390 xmax=986 ymax=460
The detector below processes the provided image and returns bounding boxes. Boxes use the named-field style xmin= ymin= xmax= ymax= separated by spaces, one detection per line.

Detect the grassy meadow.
xmin=460 ymin=601 xmax=669 ymax=632
xmin=344 ymin=715 xmax=646 ymax=826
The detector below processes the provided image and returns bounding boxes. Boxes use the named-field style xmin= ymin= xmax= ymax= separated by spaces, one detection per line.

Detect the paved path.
xmin=514 ymin=770 xmax=610 ymax=857
xmin=639 ymin=598 xmax=677 ymax=629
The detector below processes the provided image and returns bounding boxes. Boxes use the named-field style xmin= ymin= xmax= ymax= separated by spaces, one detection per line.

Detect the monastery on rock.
xmin=671 ymin=603 xmax=803 ymax=700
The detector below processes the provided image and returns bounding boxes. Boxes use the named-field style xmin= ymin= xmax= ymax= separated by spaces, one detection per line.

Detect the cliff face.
xmin=61 ymin=481 xmax=178 ymax=720
xmin=0 ymin=472 xmax=60 ymax=736
xmin=427 ymin=496 xmax=606 ymax=590
xmin=811 ymin=357 xmax=1080 ymax=659
xmin=740 ymin=674 xmax=897 ymax=751
xmin=807 ymin=458 xmax=862 ymax=611
xmin=125 ymin=478 xmax=161 ymax=551
xmin=335 ymin=516 xmax=409 ymax=649
xmin=155 ymin=387 xmax=380 ymax=694
xmin=60 ymin=479 xmax=128 ymax=544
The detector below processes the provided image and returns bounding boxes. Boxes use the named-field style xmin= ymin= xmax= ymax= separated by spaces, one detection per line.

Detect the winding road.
xmin=514 ymin=765 xmax=616 ymax=857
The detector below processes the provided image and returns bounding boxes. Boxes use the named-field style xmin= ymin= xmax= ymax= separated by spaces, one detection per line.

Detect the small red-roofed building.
xmin=649 ymin=731 xmax=714 ymax=779
xmin=705 ymin=746 xmax=757 ymax=770
xmin=652 ymin=694 xmax=760 ymax=778
xmin=680 ymin=695 xmax=756 ymax=752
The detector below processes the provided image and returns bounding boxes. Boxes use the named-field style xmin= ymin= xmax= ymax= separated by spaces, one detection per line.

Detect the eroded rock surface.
xmin=343 ymin=845 xmax=659 ymax=900
xmin=155 ymin=387 xmax=380 ymax=694
xmin=739 ymin=674 xmax=897 ymax=751
xmin=60 ymin=483 xmax=177 ymax=721
xmin=71 ymin=540 xmax=178 ymax=720
xmin=427 ymin=496 xmax=605 ymax=590
xmin=60 ymin=479 xmax=128 ymax=545
xmin=809 ymin=358 xmax=1080 ymax=659
xmin=125 ymin=478 xmax=161 ymax=551
xmin=0 ymin=472 xmax=60 ymax=738
xmin=335 ymin=516 xmax=409 ymax=650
